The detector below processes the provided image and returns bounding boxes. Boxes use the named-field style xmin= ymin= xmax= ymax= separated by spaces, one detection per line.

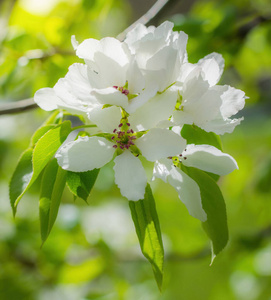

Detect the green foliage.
xmin=66 ymin=169 xmax=100 ymax=202
xmin=182 ymin=166 xmax=228 ymax=262
xmin=181 ymin=124 xmax=222 ymax=150
xmin=9 ymin=148 xmax=33 ymax=215
xmin=9 ymin=120 xmax=71 ymax=215
xmin=39 ymin=158 xmax=67 ymax=244
xmin=129 ymin=184 xmax=164 ymax=290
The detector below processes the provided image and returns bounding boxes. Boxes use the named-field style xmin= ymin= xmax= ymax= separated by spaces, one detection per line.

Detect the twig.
xmin=0 ymin=98 xmax=37 ymax=115
xmin=116 ymin=0 xmax=170 ymax=41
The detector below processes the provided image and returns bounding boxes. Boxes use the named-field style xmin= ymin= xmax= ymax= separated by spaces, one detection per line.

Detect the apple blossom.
xmin=55 ymin=114 xmax=186 ymax=201
xmin=172 ymin=53 xmax=246 ymax=134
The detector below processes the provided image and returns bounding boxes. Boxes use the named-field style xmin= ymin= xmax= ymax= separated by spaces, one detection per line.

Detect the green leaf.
xmin=33 ymin=121 xmax=71 ymax=177
xmin=10 ymin=121 xmax=71 ymax=215
xmin=30 ymin=125 xmax=56 ymax=146
xmin=9 ymin=148 xmax=33 ymax=216
xmin=129 ymin=184 xmax=164 ymax=290
xmin=43 ymin=110 xmax=63 ymax=125
xmin=39 ymin=158 xmax=67 ymax=244
xmin=182 ymin=166 xmax=228 ymax=263
xmin=181 ymin=124 xmax=222 ymax=150
xmin=66 ymin=169 xmax=100 ymax=202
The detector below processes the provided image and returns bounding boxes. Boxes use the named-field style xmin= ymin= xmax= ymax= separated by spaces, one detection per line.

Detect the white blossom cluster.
xmin=34 ymin=21 xmax=245 ymax=221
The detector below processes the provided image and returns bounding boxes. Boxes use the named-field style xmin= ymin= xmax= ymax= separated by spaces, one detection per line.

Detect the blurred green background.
xmin=0 ymin=0 xmax=271 ymax=299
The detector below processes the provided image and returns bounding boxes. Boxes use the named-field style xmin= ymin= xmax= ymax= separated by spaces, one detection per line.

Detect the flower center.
xmin=113 ymin=85 xmax=129 ymax=96
xmin=111 ymin=122 xmax=137 ymax=150
xmin=168 ymin=150 xmax=187 ymax=167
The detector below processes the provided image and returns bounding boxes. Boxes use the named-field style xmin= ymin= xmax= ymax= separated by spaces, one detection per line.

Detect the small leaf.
xmin=33 ymin=121 xmax=71 ymax=177
xmin=9 ymin=148 xmax=33 ymax=216
xmin=129 ymin=184 xmax=164 ymax=290
xmin=10 ymin=121 xmax=72 ymax=214
xmin=40 ymin=158 xmax=67 ymax=244
xmin=66 ymin=169 xmax=100 ymax=202
xmin=181 ymin=124 xmax=222 ymax=150
xmin=30 ymin=125 xmax=56 ymax=146
xmin=182 ymin=166 xmax=228 ymax=263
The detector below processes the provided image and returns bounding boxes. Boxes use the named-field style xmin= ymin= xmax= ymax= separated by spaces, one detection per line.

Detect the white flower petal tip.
xmin=153 ymin=160 xmax=207 ymax=222
xmin=56 ymin=136 xmax=115 ymax=172
xmin=34 ymin=88 xmax=59 ymax=111
xmin=183 ymin=144 xmax=238 ymax=175
xmin=136 ymin=128 xmax=186 ymax=162
xmin=71 ymin=35 xmax=79 ymax=50
xmin=198 ymin=52 xmax=225 ymax=86
xmin=114 ymin=151 xmax=147 ymax=201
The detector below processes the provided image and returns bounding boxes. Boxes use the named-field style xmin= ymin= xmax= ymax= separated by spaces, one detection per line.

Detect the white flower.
xmin=153 ymin=144 xmax=238 ymax=221
xmin=172 ymin=53 xmax=246 ymax=134
xmin=56 ymin=111 xmax=186 ymax=201
xmin=35 ymin=37 xmax=157 ymax=115
xmin=124 ymin=21 xmax=188 ymax=92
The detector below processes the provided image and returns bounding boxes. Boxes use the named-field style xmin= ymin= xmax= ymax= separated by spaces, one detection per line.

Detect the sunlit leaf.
xmin=66 ymin=169 xmax=100 ymax=202
xmin=181 ymin=166 xmax=228 ymax=263
xmin=10 ymin=121 xmax=71 ymax=215
xmin=30 ymin=125 xmax=56 ymax=146
xmin=181 ymin=124 xmax=222 ymax=150
xmin=129 ymin=184 xmax=164 ymax=290
xmin=9 ymin=148 xmax=33 ymax=216
xmin=39 ymin=158 xmax=67 ymax=244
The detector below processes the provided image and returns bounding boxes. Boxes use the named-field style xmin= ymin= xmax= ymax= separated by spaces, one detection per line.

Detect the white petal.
xmin=172 ymin=110 xmax=194 ymax=126
xmin=183 ymin=68 xmax=210 ymax=101
xmin=136 ymin=128 xmax=186 ymax=162
xmin=184 ymin=87 xmax=223 ymax=124
xmin=113 ymin=151 xmax=147 ymax=201
xmin=64 ymin=63 xmax=95 ymax=102
xmin=91 ymin=88 xmax=129 ymax=109
xmin=167 ymin=167 xmax=207 ymax=221
xmin=176 ymin=62 xmax=196 ymax=83
xmin=90 ymin=52 xmax=128 ymax=87
xmin=71 ymin=35 xmax=79 ymax=50
xmin=87 ymin=105 xmax=122 ymax=133
xmin=152 ymin=159 xmax=171 ymax=182
xmin=152 ymin=160 xmax=207 ymax=221
xmin=198 ymin=53 xmax=225 ymax=86
xmin=126 ymin=81 xmax=158 ymax=114
xmin=76 ymin=38 xmax=100 ymax=61
xmin=182 ymin=144 xmax=238 ymax=175
xmin=219 ymin=85 xmax=246 ymax=118
xmin=129 ymin=88 xmax=177 ymax=131
xmin=124 ymin=23 xmax=151 ymax=50
xmin=56 ymin=136 xmax=115 ymax=172
xmin=126 ymin=56 xmax=145 ymax=94
xmin=99 ymin=37 xmax=130 ymax=67
xmin=34 ymin=88 xmax=60 ymax=111
xmin=201 ymin=117 xmax=243 ymax=135
xmin=146 ymin=45 xmax=179 ymax=91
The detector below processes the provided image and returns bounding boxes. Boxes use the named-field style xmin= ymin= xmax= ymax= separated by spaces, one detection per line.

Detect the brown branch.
xmin=0 ymin=98 xmax=37 ymax=115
